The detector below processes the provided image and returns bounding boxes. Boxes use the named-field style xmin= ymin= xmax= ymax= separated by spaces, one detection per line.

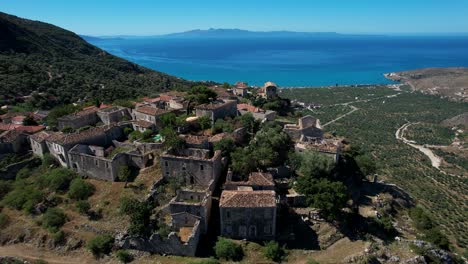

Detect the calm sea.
xmin=89 ymin=36 xmax=468 ymax=87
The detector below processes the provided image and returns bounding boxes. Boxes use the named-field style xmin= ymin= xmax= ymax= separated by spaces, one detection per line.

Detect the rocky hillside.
xmin=0 ymin=12 xmax=200 ymax=104
xmin=385 ymin=67 xmax=468 ymax=102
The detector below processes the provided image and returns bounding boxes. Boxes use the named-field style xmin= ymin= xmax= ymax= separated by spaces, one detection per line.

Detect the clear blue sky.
xmin=1 ymin=0 xmax=467 ymax=36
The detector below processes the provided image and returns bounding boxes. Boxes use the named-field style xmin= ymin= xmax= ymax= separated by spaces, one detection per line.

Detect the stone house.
xmin=97 ymin=106 xmax=131 ymax=125
xmin=258 ymin=81 xmax=278 ymax=100
xmin=179 ymin=135 xmax=210 ymax=149
xmin=284 ymin=115 xmax=323 ymax=141
xmin=57 ymin=106 xmax=100 ymax=130
xmin=220 ymin=190 xmax=277 ymax=241
xmin=133 ymin=106 xmax=170 ymax=127
xmin=160 ymin=147 xmax=223 ymax=188
xmin=132 ymin=120 xmax=156 ymax=133
xmin=45 ymin=125 xmax=126 ymax=167
xmin=68 ymin=144 xmax=127 ymax=181
xmin=233 ymin=82 xmax=249 ymax=97
xmin=29 ymin=131 xmax=52 ymax=157
xmin=237 ymin=103 xmax=276 ymax=121
xmin=0 ymin=130 xmax=28 ymax=157
xmin=169 ymin=188 xmax=213 ymax=234
xmin=195 ymin=99 xmax=237 ymax=122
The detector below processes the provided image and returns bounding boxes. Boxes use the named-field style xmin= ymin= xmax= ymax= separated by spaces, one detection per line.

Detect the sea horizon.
xmin=88 ymin=34 xmax=468 ymax=87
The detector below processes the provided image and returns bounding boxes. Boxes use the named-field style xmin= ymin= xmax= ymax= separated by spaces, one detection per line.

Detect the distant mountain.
xmin=0 ymin=12 xmax=201 ymax=105
xmin=161 ymin=28 xmax=344 ymax=38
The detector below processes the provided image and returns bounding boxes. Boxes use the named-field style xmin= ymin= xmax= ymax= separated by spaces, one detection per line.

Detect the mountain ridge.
xmin=0 ymin=12 xmax=202 ymax=105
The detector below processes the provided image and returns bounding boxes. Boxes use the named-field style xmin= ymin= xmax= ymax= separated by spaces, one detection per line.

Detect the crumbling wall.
xmin=117 ymin=220 xmax=201 ymax=257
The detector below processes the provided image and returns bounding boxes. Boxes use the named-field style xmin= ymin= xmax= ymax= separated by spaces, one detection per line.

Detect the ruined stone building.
xmin=44 ymin=125 xmax=126 ymax=167
xmin=284 ymin=115 xmax=323 ymax=141
xmin=133 ymin=105 xmax=171 ymax=127
xmin=0 ymin=130 xmax=28 ymax=158
xmin=131 ymin=120 xmax=156 ymax=133
xmin=57 ymin=106 xmax=101 ymax=130
xmin=160 ymin=147 xmax=223 ymax=187
xmin=30 ymin=131 xmax=52 ymax=157
xmin=219 ymin=190 xmax=277 ymax=241
xmin=68 ymin=143 xmax=154 ymax=181
xmin=97 ymin=106 xmax=131 ymax=125
xmin=258 ymin=81 xmax=278 ymax=100
xmin=237 ymin=103 xmax=276 ymax=121
xmin=233 ymin=82 xmax=249 ymax=97
xmin=195 ymin=99 xmax=237 ymax=122
xmin=295 ymin=138 xmax=343 ymax=163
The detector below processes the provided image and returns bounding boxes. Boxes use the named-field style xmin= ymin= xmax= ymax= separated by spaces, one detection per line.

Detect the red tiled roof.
xmin=246 ymin=172 xmax=275 ymax=187
xmin=0 ymin=112 xmax=32 ymax=120
xmin=143 ymin=97 xmax=161 ymax=103
xmin=0 ymin=123 xmax=21 ymax=131
xmin=15 ymin=125 xmax=45 ymax=134
xmin=136 ymin=106 xmax=169 ymax=116
xmin=220 ymin=190 xmax=276 ymax=208
xmin=30 ymin=131 xmax=52 ymax=143
xmin=11 ymin=116 xmax=26 ymax=123
xmin=47 ymin=126 xmax=109 ymax=146
xmin=0 ymin=130 xmax=23 ymax=143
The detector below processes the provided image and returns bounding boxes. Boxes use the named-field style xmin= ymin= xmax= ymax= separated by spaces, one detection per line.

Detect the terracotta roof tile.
xmin=220 ymin=190 xmax=276 ymax=208
xmin=133 ymin=120 xmax=154 ymax=128
xmin=136 ymin=106 xmax=169 ymax=116
xmin=0 ymin=123 xmax=21 ymax=131
xmin=30 ymin=131 xmax=52 ymax=143
xmin=15 ymin=126 xmax=45 ymax=134
xmin=0 ymin=130 xmax=23 ymax=143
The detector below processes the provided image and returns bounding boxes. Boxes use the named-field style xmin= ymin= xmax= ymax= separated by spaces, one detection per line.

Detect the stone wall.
xmin=57 ymin=112 xmax=98 ymax=130
xmin=97 ymin=107 xmax=131 ymax=125
xmin=161 ymin=150 xmax=222 ymax=187
xmin=68 ymin=145 xmax=128 ymax=181
xmin=117 ymin=220 xmax=201 ymax=257
xmin=30 ymin=138 xmax=48 ymax=157
xmin=220 ymin=206 xmax=276 ymax=241
xmin=0 ymin=156 xmax=40 ymax=180
xmin=169 ymin=189 xmax=212 ymax=233
xmin=195 ymin=100 xmax=237 ymax=122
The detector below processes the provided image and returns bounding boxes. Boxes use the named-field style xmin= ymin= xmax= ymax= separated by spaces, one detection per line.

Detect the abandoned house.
xmin=160 ymin=147 xmax=223 ymax=188
xmin=132 ymin=120 xmax=156 ymax=132
xmin=30 ymin=131 xmax=52 ymax=157
xmin=219 ymin=190 xmax=277 ymax=241
xmin=295 ymin=138 xmax=343 ymax=163
xmin=133 ymin=105 xmax=171 ymax=127
xmin=97 ymin=106 xmax=131 ymax=125
xmin=57 ymin=106 xmax=101 ymax=130
xmin=237 ymin=103 xmax=276 ymax=121
xmin=45 ymin=125 xmax=126 ymax=167
xmin=195 ymin=99 xmax=237 ymax=122
xmin=233 ymin=82 xmax=249 ymax=97
xmin=0 ymin=130 xmax=28 ymax=157
xmin=283 ymin=115 xmax=323 ymax=141
xmin=258 ymin=81 xmax=278 ymax=100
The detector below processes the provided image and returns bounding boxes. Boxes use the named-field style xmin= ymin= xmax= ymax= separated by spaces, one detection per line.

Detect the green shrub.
xmin=52 ymin=230 xmax=66 ymax=245
xmin=76 ymin=200 xmax=91 ymax=214
xmin=42 ymin=208 xmax=67 ymax=232
xmin=16 ymin=167 xmax=31 ymax=179
xmin=115 ymin=250 xmax=133 ymax=263
xmin=307 ymin=259 xmax=320 ymax=264
xmin=214 ymin=237 xmax=243 ymax=261
xmin=41 ymin=153 xmax=58 ymax=168
xmin=68 ymin=178 xmax=94 ymax=200
xmin=38 ymin=168 xmax=75 ymax=192
xmin=0 ymin=212 xmax=9 ymax=228
xmin=87 ymin=234 xmax=114 ymax=257
xmin=262 ymin=241 xmax=286 ymax=262
xmin=2 ymin=184 xmax=43 ymax=212
xmin=0 ymin=180 xmax=12 ymax=200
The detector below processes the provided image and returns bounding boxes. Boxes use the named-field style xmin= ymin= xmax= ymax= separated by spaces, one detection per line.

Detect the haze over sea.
xmin=89 ymin=35 xmax=468 ymax=87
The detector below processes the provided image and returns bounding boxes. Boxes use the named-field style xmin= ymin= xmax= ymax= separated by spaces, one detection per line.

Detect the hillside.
xmin=0 ymin=12 xmax=199 ymax=105
xmin=282 ymin=86 xmax=468 ymax=250
xmin=385 ymin=67 xmax=468 ymax=102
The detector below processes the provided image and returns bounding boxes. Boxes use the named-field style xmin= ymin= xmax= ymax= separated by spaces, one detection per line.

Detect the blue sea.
xmin=89 ymin=36 xmax=468 ymax=87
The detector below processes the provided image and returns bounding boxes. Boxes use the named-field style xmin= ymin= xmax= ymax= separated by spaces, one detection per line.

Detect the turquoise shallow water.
xmin=89 ymin=36 xmax=468 ymax=86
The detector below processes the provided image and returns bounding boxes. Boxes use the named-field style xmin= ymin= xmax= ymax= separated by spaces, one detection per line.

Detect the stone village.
xmin=0 ymin=81 xmax=342 ymax=257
